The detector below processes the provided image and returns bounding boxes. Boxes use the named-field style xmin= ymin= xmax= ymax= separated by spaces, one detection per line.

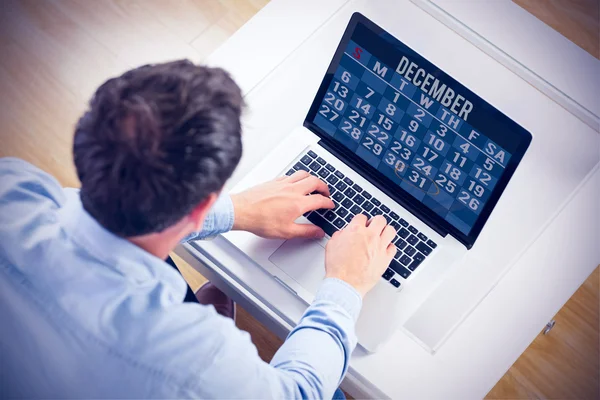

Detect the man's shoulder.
xmin=0 ymin=158 xmax=67 ymax=275
xmin=0 ymin=157 xmax=66 ymax=207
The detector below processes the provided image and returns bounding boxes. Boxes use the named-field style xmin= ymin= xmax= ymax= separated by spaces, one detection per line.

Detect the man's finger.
xmin=289 ymin=223 xmax=326 ymax=239
xmin=285 ymin=170 xmax=310 ymax=183
xmin=381 ymin=225 xmax=396 ymax=246
xmin=300 ymin=194 xmax=334 ymax=214
xmin=294 ymin=175 xmax=330 ymax=196
xmin=386 ymin=243 xmax=397 ymax=260
xmin=367 ymin=215 xmax=387 ymax=234
xmin=348 ymin=213 xmax=368 ymax=227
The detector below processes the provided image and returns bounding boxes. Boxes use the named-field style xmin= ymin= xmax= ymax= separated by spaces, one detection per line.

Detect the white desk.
xmin=176 ymin=1 xmax=600 ymax=398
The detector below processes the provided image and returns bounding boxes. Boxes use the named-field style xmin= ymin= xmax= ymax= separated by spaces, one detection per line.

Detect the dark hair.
xmin=73 ymin=60 xmax=243 ymax=237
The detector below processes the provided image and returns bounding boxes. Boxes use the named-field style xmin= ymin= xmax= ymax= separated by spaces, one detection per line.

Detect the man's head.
xmin=74 ymin=60 xmax=243 ymax=238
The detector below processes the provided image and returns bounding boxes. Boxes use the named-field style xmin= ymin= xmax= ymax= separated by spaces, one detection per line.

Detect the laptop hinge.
xmin=318 ymin=139 xmax=449 ymax=238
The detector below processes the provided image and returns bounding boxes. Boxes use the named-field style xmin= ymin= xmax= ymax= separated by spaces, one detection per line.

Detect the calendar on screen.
xmin=306 ymin=13 xmax=531 ymax=244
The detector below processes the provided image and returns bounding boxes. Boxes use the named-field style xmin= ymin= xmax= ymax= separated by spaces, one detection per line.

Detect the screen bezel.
xmin=304 ymin=12 xmax=532 ymax=249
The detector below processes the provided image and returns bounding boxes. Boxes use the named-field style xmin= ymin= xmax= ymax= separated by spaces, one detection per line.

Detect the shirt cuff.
xmin=182 ymin=193 xmax=235 ymax=242
xmin=314 ymin=278 xmax=363 ymax=322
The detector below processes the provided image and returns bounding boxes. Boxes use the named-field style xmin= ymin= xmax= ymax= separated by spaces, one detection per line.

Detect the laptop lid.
xmin=304 ymin=12 xmax=532 ymax=249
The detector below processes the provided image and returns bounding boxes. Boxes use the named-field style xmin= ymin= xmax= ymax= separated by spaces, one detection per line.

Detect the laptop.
xmin=224 ymin=12 xmax=532 ymax=352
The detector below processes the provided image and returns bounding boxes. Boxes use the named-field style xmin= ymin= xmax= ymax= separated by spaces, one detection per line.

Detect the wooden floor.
xmin=0 ymin=0 xmax=597 ymax=398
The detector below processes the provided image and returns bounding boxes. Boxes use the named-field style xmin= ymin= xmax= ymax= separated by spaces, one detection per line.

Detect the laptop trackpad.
xmin=269 ymin=238 xmax=326 ymax=295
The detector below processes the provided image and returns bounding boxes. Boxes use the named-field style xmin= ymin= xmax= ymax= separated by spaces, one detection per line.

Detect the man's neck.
xmin=127 ymin=232 xmax=182 ymax=261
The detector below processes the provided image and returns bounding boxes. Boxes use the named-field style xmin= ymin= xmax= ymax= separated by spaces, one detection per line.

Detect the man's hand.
xmin=231 ymin=171 xmax=334 ymax=239
xmin=325 ymin=214 xmax=396 ymax=297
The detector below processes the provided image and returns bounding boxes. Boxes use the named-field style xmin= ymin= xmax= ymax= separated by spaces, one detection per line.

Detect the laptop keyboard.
xmin=287 ymin=150 xmax=438 ymax=289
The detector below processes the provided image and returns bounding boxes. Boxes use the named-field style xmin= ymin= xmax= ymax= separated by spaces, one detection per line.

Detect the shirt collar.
xmin=57 ymin=189 xmax=186 ymax=292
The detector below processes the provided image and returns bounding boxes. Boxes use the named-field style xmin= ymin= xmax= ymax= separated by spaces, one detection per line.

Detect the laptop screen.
xmin=305 ymin=13 xmax=532 ymax=248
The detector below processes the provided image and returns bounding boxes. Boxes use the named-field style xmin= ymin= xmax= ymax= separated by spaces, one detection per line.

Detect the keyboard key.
xmin=380 ymin=204 xmax=390 ymax=213
xmin=417 ymin=233 xmax=428 ymax=242
xmin=390 ymin=221 xmax=400 ymax=231
xmin=341 ymin=198 xmax=353 ymax=209
xmin=389 ymin=260 xmax=412 ymax=279
xmin=324 ymin=210 xmax=336 ymax=222
xmin=416 ymin=242 xmax=433 ymax=256
xmin=327 ymin=184 xmax=335 ymax=193
xmin=362 ymin=191 xmax=372 ymax=200
xmin=363 ymin=212 xmax=372 ymax=219
xmin=389 ymin=211 xmax=400 ymax=220
xmin=350 ymin=205 xmax=362 ymax=215
xmin=394 ymin=250 xmax=402 ymax=260
xmin=384 ymin=215 xmax=392 ymax=224
xmin=309 ymin=161 xmax=321 ymax=172
xmin=407 ymin=235 xmax=419 ymax=246
xmin=336 ymin=207 xmax=348 ymax=218
xmin=352 ymin=183 xmax=363 ymax=192
xmin=427 ymin=239 xmax=438 ymax=249
xmin=344 ymin=188 xmax=356 ymax=199
xmin=334 ymin=171 xmax=344 ymax=179
xmin=306 ymin=212 xmax=336 ymax=237
xmin=308 ymin=150 xmax=317 ymax=158
xmin=333 ymin=218 xmax=345 ymax=229
xmin=343 ymin=177 xmax=354 ymax=186
xmin=326 ymin=175 xmax=339 ymax=185
xmin=335 ymin=181 xmax=347 ymax=191
xmin=316 ymin=207 xmax=328 ymax=216
xmin=395 ymin=238 xmax=407 ymax=250
xmin=344 ymin=214 xmax=354 ymax=223
xmin=371 ymin=198 xmax=381 ymax=206
xmin=413 ymin=252 xmax=425 ymax=263
xmin=318 ymin=169 xmax=329 ymax=178
xmin=399 ymin=228 xmax=410 ymax=238
xmin=408 ymin=225 xmax=418 ymax=234
xmin=325 ymin=164 xmax=335 ymax=172
xmin=301 ymin=155 xmax=313 ymax=165
xmin=408 ymin=253 xmax=425 ymax=271
xmin=372 ymin=208 xmax=383 ymax=216
xmin=363 ymin=201 xmax=374 ymax=211
xmin=382 ymin=268 xmax=394 ymax=281
xmin=294 ymin=162 xmax=309 ymax=172
xmin=316 ymin=157 xmax=326 ymax=165
xmin=332 ymin=192 xmax=344 ymax=202
xmin=352 ymin=195 xmax=364 ymax=205
xmin=398 ymin=255 xmax=412 ymax=279
xmin=285 ymin=169 xmax=295 ymax=176
xmin=399 ymin=218 xmax=409 ymax=227
xmin=404 ymin=246 xmax=416 ymax=256
xmin=390 ymin=278 xmax=401 ymax=288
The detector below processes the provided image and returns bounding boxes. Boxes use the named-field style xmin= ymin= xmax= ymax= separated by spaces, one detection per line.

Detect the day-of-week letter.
xmin=373 ymin=61 xmax=388 ymax=79
xmin=485 ymin=142 xmax=507 ymax=164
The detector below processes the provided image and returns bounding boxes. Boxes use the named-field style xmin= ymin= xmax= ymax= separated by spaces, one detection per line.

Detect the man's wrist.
xmin=230 ymin=193 xmax=248 ymax=231
xmin=325 ymin=273 xmax=367 ymax=298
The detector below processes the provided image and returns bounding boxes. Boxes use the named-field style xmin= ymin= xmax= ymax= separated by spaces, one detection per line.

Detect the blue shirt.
xmin=0 ymin=158 xmax=362 ymax=399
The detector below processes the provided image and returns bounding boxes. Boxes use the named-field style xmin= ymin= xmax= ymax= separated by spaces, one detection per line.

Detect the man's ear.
xmin=189 ymin=192 xmax=219 ymax=232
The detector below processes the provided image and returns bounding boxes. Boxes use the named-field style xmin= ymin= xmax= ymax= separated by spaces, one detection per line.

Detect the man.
xmin=0 ymin=61 xmax=396 ymax=398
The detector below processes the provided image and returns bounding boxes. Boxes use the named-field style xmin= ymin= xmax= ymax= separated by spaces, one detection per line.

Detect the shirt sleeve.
xmin=268 ymin=278 xmax=362 ymax=398
xmin=174 ymin=277 xmax=362 ymax=399
xmin=181 ymin=193 xmax=235 ymax=242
